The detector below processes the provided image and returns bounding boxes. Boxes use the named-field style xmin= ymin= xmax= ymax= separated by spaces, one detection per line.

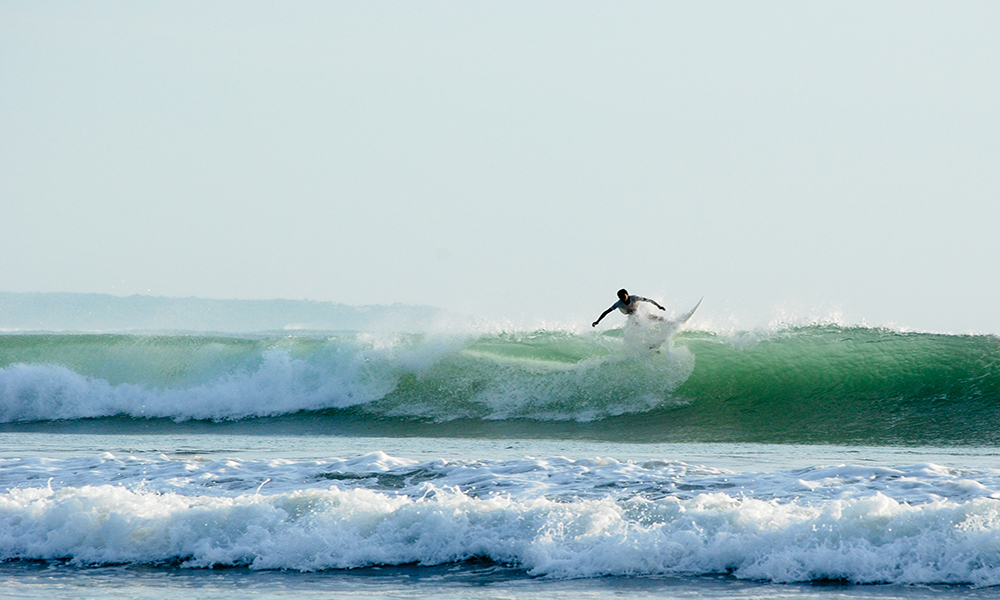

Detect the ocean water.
xmin=2 ymin=317 xmax=1000 ymax=599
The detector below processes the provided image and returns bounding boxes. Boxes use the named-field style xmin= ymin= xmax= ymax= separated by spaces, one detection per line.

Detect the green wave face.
xmin=1 ymin=326 xmax=999 ymax=445
xmin=668 ymin=326 xmax=1000 ymax=444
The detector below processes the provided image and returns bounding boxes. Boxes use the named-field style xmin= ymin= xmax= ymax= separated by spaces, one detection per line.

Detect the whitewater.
xmin=2 ymin=312 xmax=1000 ymax=599
xmin=2 ymin=322 xmax=998 ymax=444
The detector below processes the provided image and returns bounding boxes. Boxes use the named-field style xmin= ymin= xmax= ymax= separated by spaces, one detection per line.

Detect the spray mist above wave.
xmin=0 ymin=320 xmax=696 ymax=424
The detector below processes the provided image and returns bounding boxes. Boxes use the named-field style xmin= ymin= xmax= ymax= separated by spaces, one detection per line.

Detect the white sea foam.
xmin=0 ymin=352 xmax=389 ymax=422
xmin=2 ymin=452 xmax=1000 ymax=584
xmin=0 ymin=332 xmax=469 ymax=422
xmin=0 ymin=329 xmax=694 ymax=423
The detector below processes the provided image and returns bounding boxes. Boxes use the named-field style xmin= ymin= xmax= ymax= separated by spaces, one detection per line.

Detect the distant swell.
xmin=1 ymin=326 xmax=999 ymax=444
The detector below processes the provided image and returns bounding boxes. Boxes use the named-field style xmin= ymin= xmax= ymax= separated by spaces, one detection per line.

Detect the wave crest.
xmin=0 ymin=329 xmax=694 ymax=423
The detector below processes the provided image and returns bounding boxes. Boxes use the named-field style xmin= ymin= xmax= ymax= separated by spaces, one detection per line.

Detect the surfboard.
xmin=629 ymin=296 xmax=703 ymax=351
xmin=675 ymin=296 xmax=703 ymax=326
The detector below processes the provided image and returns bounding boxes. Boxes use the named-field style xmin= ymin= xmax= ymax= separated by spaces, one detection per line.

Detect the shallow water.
xmin=2 ymin=432 xmax=1000 ymax=597
xmin=3 ymin=556 xmax=1000 ymax=600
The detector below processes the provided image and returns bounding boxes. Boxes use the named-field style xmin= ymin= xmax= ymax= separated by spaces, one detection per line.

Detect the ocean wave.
xmin=0 ymin=328 xmax=695 ymax=424
xmin=2 ymin=452 xmax=1000 ymax=584
xmin=1 ymin=326 xmax=999 ymax=445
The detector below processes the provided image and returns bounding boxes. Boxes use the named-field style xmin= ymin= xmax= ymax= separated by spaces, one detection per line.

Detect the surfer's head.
xmin=617 ymin=289 xmax=629 ymax=302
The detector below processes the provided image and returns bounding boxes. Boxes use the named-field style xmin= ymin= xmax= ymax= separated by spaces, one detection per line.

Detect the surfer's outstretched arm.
xmin=592 ymin=306 xmax=615 ymax=327
xmin=633 ymin=296 xmax=666 ymax=311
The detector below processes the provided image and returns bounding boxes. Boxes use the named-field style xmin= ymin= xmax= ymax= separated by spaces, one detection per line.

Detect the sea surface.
xmin=2 ymin=318 xmax=1000 ymax=599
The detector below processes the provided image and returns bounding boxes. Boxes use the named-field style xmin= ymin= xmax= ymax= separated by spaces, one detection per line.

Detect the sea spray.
xmin=1 ymin=325 xmax=999 ymax=444
xmin=3 ymin=452 xmax=1000 ymax=584
xmin=0 ymin=328 xmax=696 ymax=424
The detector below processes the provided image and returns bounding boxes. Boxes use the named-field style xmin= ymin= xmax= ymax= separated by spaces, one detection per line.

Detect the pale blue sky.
xmin=2 ymin=2 xmax=998 ymax=332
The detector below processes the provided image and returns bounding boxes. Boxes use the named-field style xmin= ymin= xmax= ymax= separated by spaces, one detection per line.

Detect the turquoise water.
xmin=2 ymin=326 xmax=998 ymax=444
xmin=2 ymin=324 xmax=1000 ymax=597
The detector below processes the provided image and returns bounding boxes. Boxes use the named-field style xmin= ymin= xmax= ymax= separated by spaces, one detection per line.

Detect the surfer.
xmin=592 ymin=289 xmax=666 ymax=327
